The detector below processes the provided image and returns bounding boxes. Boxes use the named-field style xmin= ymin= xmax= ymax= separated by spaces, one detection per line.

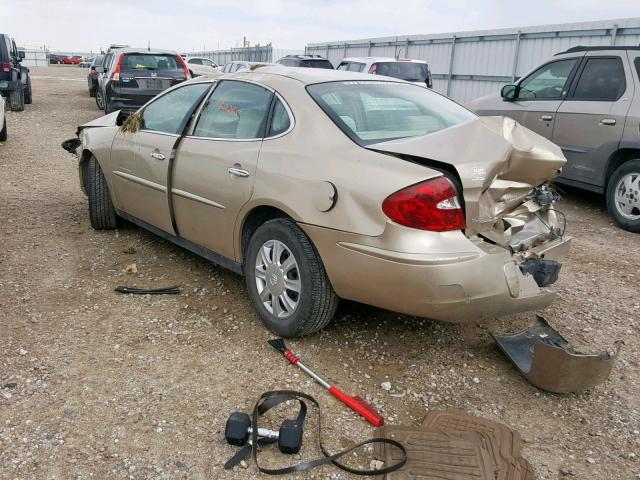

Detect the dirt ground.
xmin=0 ymin=65 xmax=638 ymax=480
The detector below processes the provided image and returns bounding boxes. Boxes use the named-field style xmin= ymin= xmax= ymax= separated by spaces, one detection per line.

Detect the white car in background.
xmin=184 ymin=57 xmax=219 ymax=77
xmin=1 ymin=95 xmax=6 ymax=141
xmin=337 ymin=57 xmax=432 ymax=88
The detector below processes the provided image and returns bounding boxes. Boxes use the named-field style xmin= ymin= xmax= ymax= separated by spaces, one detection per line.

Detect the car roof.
xmin=555 ymin=45 xmax=640 ymax=55
xmin=110 ymin=47 xmax=178 ymax=55
xmin=193 ymin=65 xmax=409 ymax=85
xmin=341 ymin=57 xmax=428 ymax=64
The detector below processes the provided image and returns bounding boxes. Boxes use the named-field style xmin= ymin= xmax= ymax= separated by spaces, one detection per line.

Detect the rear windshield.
xmin=301 ymin=59 xmax=334 ymax=69
xmin=307 ymin=81 xmax=476 ymax=145
xmin=122 ymin=54 xmax=181 ymax=72
xmin=374 ymin=62 xmax=429 ymax=82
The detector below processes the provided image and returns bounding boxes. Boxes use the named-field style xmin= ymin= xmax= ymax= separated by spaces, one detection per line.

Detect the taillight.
xmin=2 ymin=63 xmax=10 ymax=72
xmin=177 ymin=55 xmax=191 ymax=79
xmin=382 ymin=176 xmax=465 ymax=232
xmin=111 ymin=52 xmax=124 ymax=81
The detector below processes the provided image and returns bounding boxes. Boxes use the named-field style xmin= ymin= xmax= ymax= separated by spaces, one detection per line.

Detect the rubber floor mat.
xmin=422 ymin=412 xmax=534 ymax=480
xmin=374 ymin=426 xmax=497 ymax=480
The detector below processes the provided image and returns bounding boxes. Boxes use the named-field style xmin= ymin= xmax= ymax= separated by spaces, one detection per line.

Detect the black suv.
xmin=95 ymin=47 xmax=190 ymax=114
xmin=276 ymin=54 xmax=333 ymax=69
xmin=0 ymin=33 xmax=32 ymax=111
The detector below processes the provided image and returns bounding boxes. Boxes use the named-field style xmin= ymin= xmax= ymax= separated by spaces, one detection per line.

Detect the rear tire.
xmin=84 ymin=156 xmax=118 ymax=230
xmin=606 ymin=159 xmax=640 ymax=233
xmin=95 ymin=89 xmax=105 ymax=111
xmin=9 ymin=87 xmax=24 ymax=111
xmin=245 ymin=218 xmax=338 ymax=337
xmin=0 ymin=117 xmax=7 ymax=141
xmin=24 ymin=78 xmax=32 ymax=104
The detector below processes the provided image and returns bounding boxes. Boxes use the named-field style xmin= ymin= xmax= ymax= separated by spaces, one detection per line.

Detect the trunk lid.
xmin=366 ymin=116 xmax=566 ymax=238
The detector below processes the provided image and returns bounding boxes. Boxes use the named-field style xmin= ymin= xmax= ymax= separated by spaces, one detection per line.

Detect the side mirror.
xmin=501 ymin=84 xmax=518 ymax=101
xmin=18 ymin=50 xmax=25 ymax=60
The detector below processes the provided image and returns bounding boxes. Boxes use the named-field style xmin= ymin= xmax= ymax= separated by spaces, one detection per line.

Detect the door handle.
xmin=539 ymin=115 xmax=553 ymax=122
xmin=228 ymin=167 xmax=250 ymax=178
xmin=150 ymin=152 xmax=165 ymax=160
xmin=599 ymin=118 xmax=616 ymax=126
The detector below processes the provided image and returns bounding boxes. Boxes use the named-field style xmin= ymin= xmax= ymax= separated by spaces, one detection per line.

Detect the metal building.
xmin=306 ymin=18 xmax=640 ymax=102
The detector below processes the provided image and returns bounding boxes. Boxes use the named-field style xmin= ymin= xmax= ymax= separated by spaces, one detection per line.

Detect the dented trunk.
xmin=366 ymin=116 xmax=566 ymax=250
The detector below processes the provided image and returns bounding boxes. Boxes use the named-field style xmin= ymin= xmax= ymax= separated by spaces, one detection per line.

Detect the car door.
xmin=171 ymin=80 xmax=274 ymax=260
xmin=108 ymin=82 xmax=212 ymax=233
xmin=497 ymin=58 xmax=581 ymax=139
xmin=552 ymin=53 xmax=633 ymax=187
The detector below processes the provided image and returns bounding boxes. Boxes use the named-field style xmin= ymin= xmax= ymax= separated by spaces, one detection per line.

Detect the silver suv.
xmin=470 ymin=46 xmax=640 ymax=232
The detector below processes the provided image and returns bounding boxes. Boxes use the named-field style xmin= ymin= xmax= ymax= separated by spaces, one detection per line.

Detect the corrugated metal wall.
xmin=187 ymin=45 xmax=273 ymax=65
xmin=307 ymin=18 xmax=640 ymax=102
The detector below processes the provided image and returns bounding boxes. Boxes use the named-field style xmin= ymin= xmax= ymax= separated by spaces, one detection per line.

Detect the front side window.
xmin=189 ymin=58 xmax=202 ymax=65
xmin=308 ymin=81 xmax=476 ymax=145
xmin=193 ymin=81 xmax=273 ymax=139
xmin=571 ymin=57 xmax=626 ymax=101
xmin=202 ymin=59 xmax=216 ymax=67
xmin=336 ymin=62 xmax=349 ymax=71
xmin=517 ymin=59 xmax=577 ymax=99
xmin=142 ymin=83 xmax=211 ymax=134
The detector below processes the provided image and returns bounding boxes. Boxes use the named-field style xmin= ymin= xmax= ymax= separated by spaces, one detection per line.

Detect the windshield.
xmin=374 ymin=62 xmax=428 ymax=82
xmin=307 ymin=81 xmax=476 ymax=145
xmin=121 ymin=54 xmax=180 ymax=71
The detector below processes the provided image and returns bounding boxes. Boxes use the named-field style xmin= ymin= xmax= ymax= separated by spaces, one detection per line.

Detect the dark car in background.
xmin=95 ymin=47 xmax=191 ymax=114
xmin=49 ymin=54 xmax=67 ymax=64
xmin=276 ymin=54 xmax=333 ymax=69
xmin=87 ymin=55 xmax=104 ymax=97
xmin=0 ymin=33 xmax=32 ymax=111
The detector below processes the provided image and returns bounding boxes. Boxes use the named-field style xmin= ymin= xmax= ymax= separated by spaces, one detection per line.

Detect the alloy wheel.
xmin=614 ymin=172 xmax=640 ymax=220
xmin=254 ymin=239 xmax=301 ymax=319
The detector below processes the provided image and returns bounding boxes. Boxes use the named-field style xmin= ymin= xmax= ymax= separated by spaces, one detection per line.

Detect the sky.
xmin=1 ymin=0 xmax=639 ymax=54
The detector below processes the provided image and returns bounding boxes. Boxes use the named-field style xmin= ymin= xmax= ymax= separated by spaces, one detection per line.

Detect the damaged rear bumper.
xmin=301 ymin=222 xmax=571 ymax=323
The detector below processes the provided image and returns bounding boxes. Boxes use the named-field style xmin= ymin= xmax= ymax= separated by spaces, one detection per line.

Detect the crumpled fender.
xmin=493 ymin=316 xmax=622 ymax=393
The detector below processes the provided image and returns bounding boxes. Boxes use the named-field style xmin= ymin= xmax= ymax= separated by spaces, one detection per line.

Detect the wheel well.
xmin=240 ymin=206 xmax=289 ymax=261
xmin=79 ymin=149 xmax=94 ymax=191
xmin=606 ymin=149 xmax=640 ymax=185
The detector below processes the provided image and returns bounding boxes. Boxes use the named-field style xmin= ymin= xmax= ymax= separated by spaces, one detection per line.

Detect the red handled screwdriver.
xmin=268 ymin=338 xmax=384 ymax=427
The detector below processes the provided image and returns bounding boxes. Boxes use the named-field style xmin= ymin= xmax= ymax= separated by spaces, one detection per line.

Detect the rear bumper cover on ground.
xmin=301 ymin=222 xmax=571 ymax=323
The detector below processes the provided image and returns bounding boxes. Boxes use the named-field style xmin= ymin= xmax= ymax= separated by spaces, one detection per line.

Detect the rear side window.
xmin=189 ymin=58 xmax=202 ymax=65
xmin=142 ymin=83 xmax=211 ymax=134
xmin=193 ymin=81 xmax=273 ymax=139
xmin=348 ymin=62 xmax=365 ymax=72
xmin=122 ymin=54 xmax=181 ymax=72
xmin=337 ymin=62 xmax=349 ymax=71
xmin=635 ymin=58 xmax=640 ymax=81
xmin=571 ymin=57 xmax=626 ymax=101
xmin=268 ymin=99 xmax=291 ymax=137
xmin=308 ymin=81 xmax=476 ymax=146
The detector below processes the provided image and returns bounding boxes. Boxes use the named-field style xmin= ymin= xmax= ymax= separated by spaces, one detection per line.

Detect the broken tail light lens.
xmin=382 ymin=176 xmax=465 ymax=232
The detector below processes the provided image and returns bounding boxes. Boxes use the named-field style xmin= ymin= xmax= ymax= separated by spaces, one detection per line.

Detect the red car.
xmin=63 ymin=56 xmax=83 ymax=65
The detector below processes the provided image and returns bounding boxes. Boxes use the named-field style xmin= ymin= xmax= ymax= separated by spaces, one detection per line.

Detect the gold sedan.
xmin=64 ymin=66 xmax=571 ymax=337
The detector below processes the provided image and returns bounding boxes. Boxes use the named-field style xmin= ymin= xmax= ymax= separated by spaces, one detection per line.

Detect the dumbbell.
xmin=224 ymin=411 xmax=303 ymax=454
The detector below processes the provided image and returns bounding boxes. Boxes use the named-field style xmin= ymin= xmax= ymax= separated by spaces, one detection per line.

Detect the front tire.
xmin=245 ymin=218 xmax=338 ymax=337
xmin=9 ymin=87 xmax=24 ymax=111
xmin=84 ymin=156 xmax=118 ymax=230
xmin=606 ymin=159 xmax=640 ymax=233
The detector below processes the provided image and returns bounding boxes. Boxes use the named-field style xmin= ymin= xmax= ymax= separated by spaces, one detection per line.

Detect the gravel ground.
xmin=0 ymin=66 xmax=638 ymax=480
